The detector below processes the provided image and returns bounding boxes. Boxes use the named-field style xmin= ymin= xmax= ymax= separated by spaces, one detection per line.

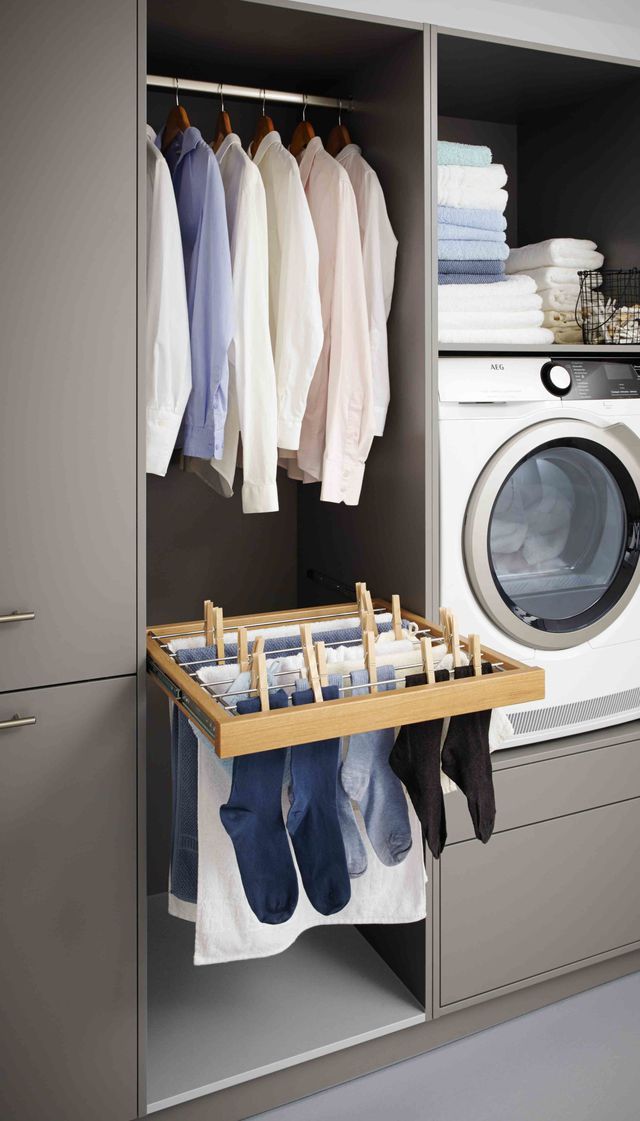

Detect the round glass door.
xmin=464 ymin=422 xmax=640 ymax=650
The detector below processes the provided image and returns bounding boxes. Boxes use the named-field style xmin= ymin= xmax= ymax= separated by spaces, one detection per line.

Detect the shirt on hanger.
xmin=159 ymin=126 xmax=234 ymax=460
xmin=250 ymin=131 xmax=323 ymax=454
xmin=186 ymin=134 xmax=278 ymax=514
xmin=294 ymin=137 xmax=374 ymax=505
xmin=335 ymin=144 xmax=398 ymax=438
xmin=145 ymin=126 xmax=192 ymax=475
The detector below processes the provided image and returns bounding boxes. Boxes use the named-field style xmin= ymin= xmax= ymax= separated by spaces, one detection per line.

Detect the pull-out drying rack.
xmin=146 ymin=599 xmax=544 ymax=757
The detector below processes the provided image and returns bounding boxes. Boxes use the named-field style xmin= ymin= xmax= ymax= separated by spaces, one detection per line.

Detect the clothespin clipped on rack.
xmin=214 ymin=606 xmax=225 ymax=662
xmin=448 ymin=610 xmax=462 ymax=669
xmin=204 ymin=599 xmax=215 ymax=646
xmin=355 ymin=581 xmax=369 ymax=636
xmin=420 ymin=635 xmax=436 ymax=685
xmin=301 ymin=623 xmax=323 ymax=703
xmin=365 ymin=588 xmax=378 ymax=635
xmin=237 ymin=627 xmax=249 ymax=673
xmin=391 ymin=594 xmax=403 ymax=641
xmin=250 ymin=635 xmax=265 ymax=692
xmin=316 ymin=640 xmax=329 ymax=688
xmin=364 ymin=630 xmax=378 ymax=693
xmin=439 ymin=606 xmax=451 ymax=653
xmin=256 ymin=650 xmax=270 ymax=711
xmin=470 ymin=633 xmax=482 ymax=677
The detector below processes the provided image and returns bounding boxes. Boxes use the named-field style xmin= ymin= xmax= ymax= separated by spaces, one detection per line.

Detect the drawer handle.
xmin=0 ymin=611 xmax=36 ymax=624
xmin=0 ymin=714 xmax=37 ymax=730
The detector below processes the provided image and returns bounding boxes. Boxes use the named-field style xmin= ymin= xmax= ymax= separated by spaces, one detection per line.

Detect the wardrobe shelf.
xmin=438 ymin=344 xmax=640 ymax=355
xmin=146 ymin=600 xmax=545 ymax=757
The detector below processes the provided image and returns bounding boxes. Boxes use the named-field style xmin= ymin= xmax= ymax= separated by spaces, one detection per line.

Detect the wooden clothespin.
xmin=356 ymin=582 xmax=369 ymax=636
xmin=256 ymin=650 xmax=270 ymax=711
xmin=365 ymin=589 xmax=378 ymax=635
xmin=250 ymin=635 xmax=265 ymax=691
xmin=448 ymin=610 xmax=462 ymax=669
xmin=316 ymin=640 xmax=329 ymax=688
xmin=391 ymin=594 xmax=403 ymax=641
xmin=470 ymin=633 xmax=482 ymax=677
xmin=204 ymin=599 xmax=215 ymax=646
xmin=439 ymin=606 xmax=451 ymax=652
xmin=420 ymin=635 xmax=436 ymax=685
xmin=301 ymin=623 xmax=323 ymax=703
xmin=237 ymin=627 xmax=249 ymax=673
xmin=364 ymin=630 xmax=378 ymax=693
xmin=214 ymin=606 xmax=225 ymax=662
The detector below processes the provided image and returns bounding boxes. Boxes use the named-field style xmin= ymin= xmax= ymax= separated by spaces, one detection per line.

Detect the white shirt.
xmin=251 ymin=131 xmax=323 ymax=453
xmin=146 ymin=125 xmax=192 ymax=475
xmin=197 ymin=134 xmax=278 ymax=514
xmin=295 ymin=137 xmax=374 ymax=506
xmin=336 ymin=144 xmax=397 ymax=437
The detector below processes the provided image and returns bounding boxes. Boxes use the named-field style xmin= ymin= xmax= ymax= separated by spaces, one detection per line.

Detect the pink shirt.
xmin=295 ymin=138 xmax=374 ymax=506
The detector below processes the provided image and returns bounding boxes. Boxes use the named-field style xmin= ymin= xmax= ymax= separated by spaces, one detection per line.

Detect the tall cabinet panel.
xmin=0 ymin=677 xmax=137 ymax=1121
xmin=0 ymin=0 xmax=137 ymax=692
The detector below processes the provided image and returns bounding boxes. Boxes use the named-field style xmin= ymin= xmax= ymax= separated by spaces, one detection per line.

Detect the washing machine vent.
xmin=508 ymin=687 xmax=640 ymax=736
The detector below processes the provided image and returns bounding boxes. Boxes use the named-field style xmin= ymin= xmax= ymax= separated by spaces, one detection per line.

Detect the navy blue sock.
xmin=441 ymin=663 xmax=496 ymax=843
xmin=289 ymin=686 xmax=351 ymax=916
xmin=220 ymin=689 xmax=299 ymax=925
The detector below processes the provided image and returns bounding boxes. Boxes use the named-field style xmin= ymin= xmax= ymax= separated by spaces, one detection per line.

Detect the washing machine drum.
xmin=464 ymin=419 xmax=640 ymax=649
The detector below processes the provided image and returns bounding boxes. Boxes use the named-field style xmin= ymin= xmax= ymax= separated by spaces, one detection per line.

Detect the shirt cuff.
xmin=146 ymin=408 xmax=184 ymax=476
xmin=373 ymin=404 xmax=388 ymax=438
xmin=320 ymin=456 xmax=366 ymax=506
xmin=242 ymin=481 xmax=279 ymax=514
xmin=182 ymin=424 xmax=221 ymax=461
xmin=277 ymin=416 xmax=303 ymax=452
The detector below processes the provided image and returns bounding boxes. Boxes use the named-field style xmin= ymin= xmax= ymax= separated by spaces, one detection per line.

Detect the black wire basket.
xmin=577 ymin=268 xmax=640 ymax=344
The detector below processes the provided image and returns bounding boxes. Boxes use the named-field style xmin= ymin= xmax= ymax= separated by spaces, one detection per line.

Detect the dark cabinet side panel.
xmin=0 ymin=677 xmax=137 ymax=1121
xmin=0 ymin=0 xmax=137 ymax=691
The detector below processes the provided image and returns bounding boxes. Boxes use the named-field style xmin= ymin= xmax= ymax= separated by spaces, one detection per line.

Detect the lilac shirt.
xmin=159 ymin=127 xmax=234 ymax=459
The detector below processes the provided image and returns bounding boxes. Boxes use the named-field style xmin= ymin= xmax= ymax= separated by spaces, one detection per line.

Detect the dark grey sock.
xmin=441 ymin=663 xmax=496 ymax=843
xmin=389 ymin=670 xmax=449 ymax=859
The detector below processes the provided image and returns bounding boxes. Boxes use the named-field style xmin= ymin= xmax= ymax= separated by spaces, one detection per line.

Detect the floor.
xmin=253 ymin=972 xmax=640 ymax=1121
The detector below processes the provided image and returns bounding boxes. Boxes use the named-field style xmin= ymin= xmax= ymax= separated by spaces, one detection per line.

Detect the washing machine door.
xmin=464 ymin=419 xmax=640 ymax=650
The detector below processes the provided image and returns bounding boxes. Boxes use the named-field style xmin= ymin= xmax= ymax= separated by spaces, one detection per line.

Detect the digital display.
xmin=604 ymin=363 xmax=634 ymax=381
xmin=565 ymin=359 xmax=640 ymax=400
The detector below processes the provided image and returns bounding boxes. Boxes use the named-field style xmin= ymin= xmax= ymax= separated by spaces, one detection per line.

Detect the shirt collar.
xmin=335 ymin=143 xmax=362 ymax=162
xmin=156 ymin=125 xmax=204 ymax=165
xmin=250 ymin=130 xmax=282 ymax=164
xmin=146 ymin=124 xmax=157 ymax=143
xmin=297 ymin=135 xmax=324 ymax=188
xmin=215 ymin=132 xmax=241 ymax=163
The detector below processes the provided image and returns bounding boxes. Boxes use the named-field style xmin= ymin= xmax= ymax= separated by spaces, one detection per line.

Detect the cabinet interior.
xmin=145 ymin=0 xmax=428 ymax=1110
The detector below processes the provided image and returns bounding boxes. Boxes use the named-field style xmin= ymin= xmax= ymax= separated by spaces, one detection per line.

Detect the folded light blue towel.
xmin=439 ymin=259 xmax=506 ymax=275
xmin=438 ymin=204 xmax=507 ymax=232
xmin=437 ymin=222 xmax=506 ymax=243
xmin=438 ymin=140 xmax=492 ymax=167
xmin=439 ymin=239 xmax=509 ymax=261
xmin=438 ymin=273 xmax=507 ymax=285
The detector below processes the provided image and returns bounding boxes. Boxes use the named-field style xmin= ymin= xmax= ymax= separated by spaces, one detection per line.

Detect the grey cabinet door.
xmin=0 ymin=677 xmax=137 ymax=1121
xmin=0 ymin=0 xmax=137 ymax=692
xmin=439 ymin=799 xmax=640 ymax=1009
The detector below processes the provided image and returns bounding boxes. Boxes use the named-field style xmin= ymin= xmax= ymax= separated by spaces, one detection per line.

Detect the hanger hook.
xmin=302 ymin=93 xmax=308 ymax=122
xmin=338 ymin=98 xmax=342 ymax=126
xmin=262 ymin=88 xmax=266 ymax=117
xmin=175 ymin=77 xmax=180 ymax=106
xmin=219 ymin=83 xmax=224 ymax=113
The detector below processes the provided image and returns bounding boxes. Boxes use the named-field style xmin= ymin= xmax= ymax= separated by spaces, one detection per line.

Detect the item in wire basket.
xmin=577 ymin=268 xmax=640 ymax=344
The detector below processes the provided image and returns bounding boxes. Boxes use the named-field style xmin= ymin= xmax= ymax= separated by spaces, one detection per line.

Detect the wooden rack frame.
xmin=146 ymin=600 xmax=545 ymax=758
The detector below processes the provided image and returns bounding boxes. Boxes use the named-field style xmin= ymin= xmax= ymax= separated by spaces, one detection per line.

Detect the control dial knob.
xmin=541 ymin=361 xmax=572 ymax=396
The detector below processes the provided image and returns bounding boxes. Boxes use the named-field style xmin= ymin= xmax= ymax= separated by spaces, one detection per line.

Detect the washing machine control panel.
xmin=541 ymin=359 xmax=640 ymax=400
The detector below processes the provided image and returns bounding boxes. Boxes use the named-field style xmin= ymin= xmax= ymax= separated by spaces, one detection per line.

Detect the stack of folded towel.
xmin=437 ymin=140 xmax=554 ymax=345
xmin=506 ymin=239 xmax=604 ymax=343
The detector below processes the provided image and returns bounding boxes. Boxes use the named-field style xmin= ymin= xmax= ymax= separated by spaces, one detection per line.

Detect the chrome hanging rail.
xmin=147 ymin=74 xmax=353 ymax=111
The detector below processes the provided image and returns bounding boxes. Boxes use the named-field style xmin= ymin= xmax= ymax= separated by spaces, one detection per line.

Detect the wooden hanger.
xmin=301 ymin=623 xmax=323 ymax=703
xmin=391 ymin=594 xmax=403 ymax=641
xmin=289 ymin=95 xmax=315 ymax=158
xmin=162 ymin=78 xmax=190 ymax=153
xmin=212 ymin=84 xmax=232 ymax=153
xmin=326 ymin=100 xmax=351 ymax=158
xmin=250 ymin=89 xmax=275 ymax=157
xmin=420 ymin=636 xmax=436 ymax=685
xmin=237 ymin=627 xmax=249 ymax=673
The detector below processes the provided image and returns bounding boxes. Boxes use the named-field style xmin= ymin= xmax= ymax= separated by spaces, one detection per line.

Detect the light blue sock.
xmin=341 ymin=665 xmax=413 ymax=867
xmin=293 ymin=674 xmax=368 ymax=878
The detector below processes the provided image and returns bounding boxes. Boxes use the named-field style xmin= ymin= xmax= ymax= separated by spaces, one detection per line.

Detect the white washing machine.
xmin=439 ymin=355 xmax=640 ymax=747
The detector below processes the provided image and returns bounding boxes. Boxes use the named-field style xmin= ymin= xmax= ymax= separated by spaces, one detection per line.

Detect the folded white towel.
xmin=438 ymin=184 xmax=509 ymax=213
xmin=539 ymin=286 xmax=581 ymax=311
xmin=524 ymin=266 xmax=593 ymax=289
xmin=506 ymin=239 xmax=603 ymax=273
xmin=438 ymin=326 xmax=555 ymax=344
xmin=439 ymin=309 xmax=544 ymax=330
xmin=438 ymin=163 xmax=507 ymax=191
xmin=437 ymin=274 xmax=538 ymax=309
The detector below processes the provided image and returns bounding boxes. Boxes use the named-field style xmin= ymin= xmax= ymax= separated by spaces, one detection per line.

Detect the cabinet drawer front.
xmin=0 ymin=0 xmax=137 ymax=692
xmin=0 ymin=678 xmax=137 ymax=1121
xmin=446 ymin=739 xmax=640 ymax=845
xmin=440 ymin=799 xmax=640 ymax=1007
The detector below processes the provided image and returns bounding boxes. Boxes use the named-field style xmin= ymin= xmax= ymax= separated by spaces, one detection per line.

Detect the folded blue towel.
xmin=438 ymin=273 xmax=507 ymax=285
xmin=438 ymin=205 xmax=507 ymax=233
xmin=438 ymin=140 xmax=492 ymax=167
xmin=439 ymin=259 xmax=506 ymax=275
xmin=437 ymin=222 xmax=506 ymax=243
xmin=438 ymin=239 xmax=510 ymax=262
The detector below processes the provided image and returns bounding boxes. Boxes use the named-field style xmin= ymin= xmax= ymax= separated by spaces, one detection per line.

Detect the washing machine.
xmin=439 ymin=354 xmax=640 ymax=747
